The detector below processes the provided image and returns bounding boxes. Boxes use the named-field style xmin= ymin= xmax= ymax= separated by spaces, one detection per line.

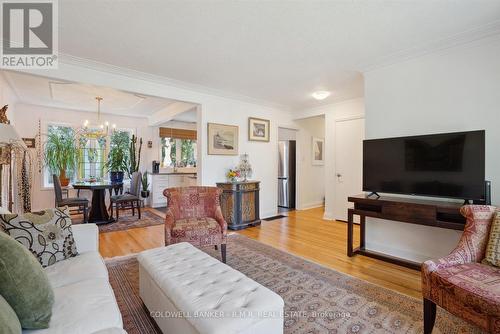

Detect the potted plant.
xmin=141 ymin=171 xmax=150 ymax=198
xmin=44 ymin=127 xmax=78 ymax=186
xmin=128 ymin=134 xmax=142 ymax=178
xmin=104 ymin=131 xmax=129 ymax=183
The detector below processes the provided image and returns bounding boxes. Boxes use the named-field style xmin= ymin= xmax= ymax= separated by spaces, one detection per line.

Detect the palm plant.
xmin=44 ymin=127 xmax=78 ymax=186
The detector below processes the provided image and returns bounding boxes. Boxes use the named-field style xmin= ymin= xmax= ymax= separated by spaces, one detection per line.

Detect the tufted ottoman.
xmin=138 ymin=242 xmax=284 ymax=334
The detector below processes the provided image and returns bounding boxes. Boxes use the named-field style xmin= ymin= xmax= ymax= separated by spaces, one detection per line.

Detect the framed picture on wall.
xmin=312 ymin=137 xmax=324 ymax=165
xmin=207 ymin=123 xmax=239 ymax=155
xmin=248 ymin=117 xmax=270 ymax=142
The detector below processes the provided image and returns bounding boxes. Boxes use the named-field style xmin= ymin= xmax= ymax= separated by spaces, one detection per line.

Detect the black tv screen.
xmin=363 ymin=130 xmax=485 ymax=200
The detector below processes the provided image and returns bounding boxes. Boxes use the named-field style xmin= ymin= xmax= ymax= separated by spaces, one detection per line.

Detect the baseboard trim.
xmin=297 ymin=201 xmax=324 ymax=211
xmin=323 ymin=211 xmax=335 ymax=220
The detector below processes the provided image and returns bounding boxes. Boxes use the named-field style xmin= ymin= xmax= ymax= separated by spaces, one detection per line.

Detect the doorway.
xmin=333 ymin=117 xmax=365 ymax=221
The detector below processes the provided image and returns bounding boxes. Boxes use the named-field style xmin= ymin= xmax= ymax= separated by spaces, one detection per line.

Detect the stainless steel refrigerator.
xmin=278 ymin=140 xmax=296 ymax=208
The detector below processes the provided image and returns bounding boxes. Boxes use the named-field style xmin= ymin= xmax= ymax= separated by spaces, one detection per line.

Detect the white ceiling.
xmin=57 ymin=1 xmax=500 ymax=109
xmin=3 ymin=71 xmax=177 ymax=117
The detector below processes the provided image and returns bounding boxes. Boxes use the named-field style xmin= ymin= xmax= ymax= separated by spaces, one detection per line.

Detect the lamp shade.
xmin=0 ymin=124 xmax=25 ymax=147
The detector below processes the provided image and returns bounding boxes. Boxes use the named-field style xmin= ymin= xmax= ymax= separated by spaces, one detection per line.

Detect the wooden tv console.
xmin=347 ymin=194 xmax=466 ymax=270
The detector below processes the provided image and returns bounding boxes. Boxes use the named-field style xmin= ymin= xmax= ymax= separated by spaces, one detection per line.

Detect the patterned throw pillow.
xmin=0 ymin=207 xmax=78 ymax=267
xmin=483 ymin=211 xmax=500 ymax=267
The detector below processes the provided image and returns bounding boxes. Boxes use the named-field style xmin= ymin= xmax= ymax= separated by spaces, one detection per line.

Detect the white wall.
xmin=0 ymin=74 xmax=17 ymax=124
xmin=363 ymin=36 xmax=500 ymax=261
xmin=15 ymin=62 xmax=296 ymax=217
xmin=295 ymin=98 xmax=365 ymax=219
xmin=14 ymin=103 xmax=153 ymax=210
xmin=295 ymin=116 xmax=325 ymax=209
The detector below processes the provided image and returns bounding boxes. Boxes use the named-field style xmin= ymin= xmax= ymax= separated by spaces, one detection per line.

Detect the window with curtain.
xmin=159 ymin=127 xmax=197 ymax=168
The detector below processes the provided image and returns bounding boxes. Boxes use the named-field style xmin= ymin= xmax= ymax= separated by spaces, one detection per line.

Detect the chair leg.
xmin=221 ymin=244 xmax=226 ymax=263
xmin=83 ymin=204 xmax=88 ymax=223
xmin=109 ymin=202 xmax=113 ymax=219
xmin=423 ymin=298 xmax=436 ymax=334
xmin=116 ymin=204 xmax=119 ymax=222
xmin=214 ymin=245 xmax=218 ymax=250
xmin=132 ymin=201 xmax=135 ymax=216
xmin=137 ymin=201 xmax=141 ymax=219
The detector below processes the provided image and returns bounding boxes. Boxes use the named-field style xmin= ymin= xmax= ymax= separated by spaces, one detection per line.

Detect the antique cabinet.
xmin=216 ymin=181 xmax=261 ymax=230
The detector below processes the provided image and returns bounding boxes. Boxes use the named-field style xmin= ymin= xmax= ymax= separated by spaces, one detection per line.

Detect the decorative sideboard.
xmin=216 ymin=181 xmax=261 ymax=230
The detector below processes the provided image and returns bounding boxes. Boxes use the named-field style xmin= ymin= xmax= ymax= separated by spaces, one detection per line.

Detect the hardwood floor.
xmin=99 ymin=206 xmax=422 ymax=298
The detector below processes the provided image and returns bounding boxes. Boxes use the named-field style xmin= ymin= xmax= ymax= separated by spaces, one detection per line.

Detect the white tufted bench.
xmin=138 ymin=242 xmax=284 ymax=334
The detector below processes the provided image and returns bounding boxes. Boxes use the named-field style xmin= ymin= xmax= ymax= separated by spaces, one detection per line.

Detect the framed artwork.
xmin=312 ymin=137 xmax=324 ymax=165
xmin=22 ymin=138 xmax=36 ymax=148
xmin=248 ymin=117 xmax=270 ymax=142
xmin=207 ymin=123 xmax=239 ymax=155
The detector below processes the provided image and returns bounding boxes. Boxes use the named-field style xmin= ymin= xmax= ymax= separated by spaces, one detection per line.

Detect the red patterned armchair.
xmin=163 ymin=186 xmax=227 ymax=263
xmin=422 ymin=205 xmax=500 ymax=333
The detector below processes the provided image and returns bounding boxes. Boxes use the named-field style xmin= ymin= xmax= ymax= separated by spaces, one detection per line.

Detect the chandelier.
xmin=82 ymin=97 xmax=116 ymax=139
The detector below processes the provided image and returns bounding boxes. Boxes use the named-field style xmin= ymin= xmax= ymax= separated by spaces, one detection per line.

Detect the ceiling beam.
xmin=148 ymin=101 xmax=197 ymax=126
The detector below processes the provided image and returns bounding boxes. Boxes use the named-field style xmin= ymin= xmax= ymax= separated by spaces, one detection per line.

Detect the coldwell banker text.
xmin=1 ymin=0 xmax=58 ymax=69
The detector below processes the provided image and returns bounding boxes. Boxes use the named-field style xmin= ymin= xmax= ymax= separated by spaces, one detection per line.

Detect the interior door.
xmin=333 ymin=117 xmax=365 ymax=221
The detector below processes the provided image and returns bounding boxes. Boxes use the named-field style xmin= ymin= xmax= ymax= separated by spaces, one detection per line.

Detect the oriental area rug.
xmin=105 ymin=234 xmax=482 ymax=334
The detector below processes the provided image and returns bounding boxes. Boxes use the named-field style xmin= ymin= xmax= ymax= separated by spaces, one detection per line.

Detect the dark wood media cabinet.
xmin=347 ymin=194 xmax=466 ymax=270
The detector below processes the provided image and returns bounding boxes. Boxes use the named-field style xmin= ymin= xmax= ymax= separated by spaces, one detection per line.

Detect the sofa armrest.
xmin=72 ymin=224 xmax=99 ymax=253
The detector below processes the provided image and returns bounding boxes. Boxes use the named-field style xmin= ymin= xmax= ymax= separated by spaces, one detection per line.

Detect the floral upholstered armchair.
xmin=422 ymin=205 xmax=500 ymax=333
xmin=163 ymin=186 xmax=227 ymax=263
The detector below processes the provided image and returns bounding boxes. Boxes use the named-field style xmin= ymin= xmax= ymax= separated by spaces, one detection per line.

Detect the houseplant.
xmin=141 ymin=171 xmax=150 ymax=198
xmin=44 ymin=127 xmax=78 ymax=186
xmin=128 ymin=134 xmax=142 ymax=178
xmin=104 ymin=131 xmax=129 ymax=183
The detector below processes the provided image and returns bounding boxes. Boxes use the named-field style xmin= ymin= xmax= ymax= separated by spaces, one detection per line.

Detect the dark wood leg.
xmin=347 ymin=209 xmax=354 ymax=256
xmin=88 ymin=189 xmax=114 ymax=224
xmin=360 ymin=215 xmax=366 ymax=249
xmin=83 ymin=204 xmax=88 ymax=223
xmin=423 ymin=298 xmax=436 ymax=334
xmin=116 ymin=203 xmax=119 ymax=222
xmin=137 ymin=201 xmax=141 ymax=219
xmin=221 ymin=244 xmax=226 ymax=263
xmin=214 ymin=245 xmax=218 ymax=250
xmin=132 ymin=201 xmax=135 ymax=216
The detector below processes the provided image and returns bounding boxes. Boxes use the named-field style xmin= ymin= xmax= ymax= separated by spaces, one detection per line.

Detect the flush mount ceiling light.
xmin=311 ymin=91 xmax=331 ymax=100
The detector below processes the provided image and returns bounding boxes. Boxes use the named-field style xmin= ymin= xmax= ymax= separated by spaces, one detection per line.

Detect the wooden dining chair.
xmin=109 ymin=172 xmax=142 ymax=221
xmin=53 ymin=174 xmax=89 ymax=223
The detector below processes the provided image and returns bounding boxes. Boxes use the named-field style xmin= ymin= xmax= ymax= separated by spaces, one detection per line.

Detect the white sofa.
xmin=23 ymin=224 xmax=125 ymax=334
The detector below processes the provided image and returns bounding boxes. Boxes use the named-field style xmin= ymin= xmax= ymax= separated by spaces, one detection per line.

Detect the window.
xmin=160 ymin=137 xmax=197 ymax=167
xmin=43 ymin=124 xmax=76 ymax=188
xmin=77 ymin=136 xmax=106 ymax=181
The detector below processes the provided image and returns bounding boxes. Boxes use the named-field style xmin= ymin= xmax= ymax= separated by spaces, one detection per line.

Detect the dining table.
xmin=72 ymin=181 xmax=123 ymax=224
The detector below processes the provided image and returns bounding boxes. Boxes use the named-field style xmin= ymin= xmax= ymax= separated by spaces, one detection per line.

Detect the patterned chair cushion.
xmin=171 ymin=217 xmax=222 ymax=247
xmin=430 ymin=262 xmax=500 ymax=316
xmin=483 ymin=211 xmax=500 ymax=267
xmin=0 ymin=207 xmax=78 ymax=267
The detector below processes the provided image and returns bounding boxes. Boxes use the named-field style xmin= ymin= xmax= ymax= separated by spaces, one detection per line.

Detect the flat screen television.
xmin=363 ymin=130 xmax=485 ymax=201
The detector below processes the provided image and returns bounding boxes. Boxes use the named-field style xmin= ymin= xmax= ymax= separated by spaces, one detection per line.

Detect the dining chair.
xmin=109 ymin=171 xmax=142 ymax=222
xmin=53 ymin=174 xmax=89 ymax=223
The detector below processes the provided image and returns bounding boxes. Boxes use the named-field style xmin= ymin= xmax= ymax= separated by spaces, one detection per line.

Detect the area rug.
xmin=74 ymin=210 xmax=164 ymax=233
xmin=105 ymin=234 xmax=483 ymax=334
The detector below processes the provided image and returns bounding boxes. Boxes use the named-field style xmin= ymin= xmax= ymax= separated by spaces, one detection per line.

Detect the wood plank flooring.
xmin=98 ymin=206 xmax=422 ymax=298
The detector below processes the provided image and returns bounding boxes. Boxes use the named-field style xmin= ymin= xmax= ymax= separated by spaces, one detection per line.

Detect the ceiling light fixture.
xmin=81 ymin=97 xmax=116 ymax=139
xmin=312 ymin=91 xmax=331 ymax=100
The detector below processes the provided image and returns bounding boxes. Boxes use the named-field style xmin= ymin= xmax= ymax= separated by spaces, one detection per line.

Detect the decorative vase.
xmin=110 ymin=171 xmax=124 ymax=183
xmin=59 ymin=169 xmax=70 ymax=187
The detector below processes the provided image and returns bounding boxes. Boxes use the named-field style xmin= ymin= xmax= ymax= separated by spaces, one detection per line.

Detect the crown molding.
xmin=57 ymin=53 xmax=290 ymax=112
xmin=361 ymin=19 xmax=500 ymax=73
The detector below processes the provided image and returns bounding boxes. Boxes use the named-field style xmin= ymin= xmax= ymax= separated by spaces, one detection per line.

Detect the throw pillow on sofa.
xmin=0 ymin=231 xmax=54 ymax=329
xmin=483 ymin=211 xmax=500 ymax=267
xmin=0 ymin=206 xmax=78 ymax=267
xmin=0 ymin=294 xmax=21 ymax=334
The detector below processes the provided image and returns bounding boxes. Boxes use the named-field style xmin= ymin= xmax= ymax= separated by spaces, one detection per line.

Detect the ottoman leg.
xmin=221 ymin=244 xmax=226 ymax=263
